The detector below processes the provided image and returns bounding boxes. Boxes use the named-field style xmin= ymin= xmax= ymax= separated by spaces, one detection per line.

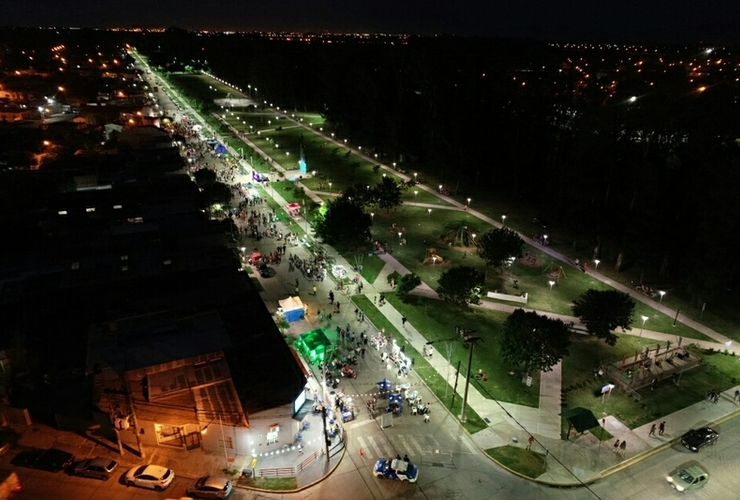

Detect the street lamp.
xmin=460 ymin=336 xmax=481 ymax=423
xmin=548 ymin=280 xmax=555 ymax=291
xmin=414 ymin=172 xmax=418 ymax=181
xmin=659 ymin=290 xmax=666 ymax=304
xmin=427 ymin=208 xmax=432 ymax=216
xmin=370 ymin=212 xmax=374 ymax=219
xmin=467 ymin=197 xmax=471 ymax=206
xmin=439 ymin=184 xmax=443 ymax=192
xmin=398 ymin=231 xmax=403 ymax=242
xmin=328 ymin=182 xmax=332 ymax=193
xmin=414 ymin=190 xmax=418 ymax=198
xmin=639 ymin=315 xmax=648 ymax=337
xmin=594 ymin=259 xmax=600 ymax=270
xmin=501 ymin=215 xmax=507 ymax=226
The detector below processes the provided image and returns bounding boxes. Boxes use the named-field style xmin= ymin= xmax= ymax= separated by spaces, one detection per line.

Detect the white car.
xmin=125 ymin=464 xmax=174 ymax=491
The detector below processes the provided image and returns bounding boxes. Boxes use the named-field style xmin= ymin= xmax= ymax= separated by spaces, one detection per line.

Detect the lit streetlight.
xmin=548 ymin=280 xmax=555 ymax=291
xmin=659 ymin=290 xmax=666 ymax=303
xmin=370 ymin=212 xmax=374 ymax=219
xmin=439 ymin=184 xmax=443 ymax=193
xmin=328 ymin=182 xmax=333 ymax=193
xmin=414 ymin=172 xmax=418 ymax=181
xmin=501 ymin=215 xmax=507 ymax=226
xmin=398 ymin=231 xmax=403 ymax=242
xmin=467 ymin=197 xmax=471 ymax=206
xmin=414 ymin=190 xmax=418 ymax=198
xmin=639 ymin=315 xmax=648 ymax=337
xmin=594 ymin=259 xmax=600 ymax=270
xmin=427 ymin=208 xmax=432 ymax=216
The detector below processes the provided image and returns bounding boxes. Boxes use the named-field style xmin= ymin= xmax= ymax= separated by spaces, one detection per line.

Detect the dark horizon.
xmin=5 ymin=0 xmax=740 ymax=44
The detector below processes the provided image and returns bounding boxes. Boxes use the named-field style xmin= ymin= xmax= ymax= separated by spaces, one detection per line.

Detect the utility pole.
xmin=451 ymin=360 xmax=461 ymax=409
xmin=460 ymin=336 xmax=481 ymax=423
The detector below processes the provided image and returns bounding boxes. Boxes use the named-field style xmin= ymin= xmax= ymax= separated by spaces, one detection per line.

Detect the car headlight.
xmin=675 ymin=485 xmax=684 ymax=492
xmin=666 ymin=475 xmax=673 ymax=482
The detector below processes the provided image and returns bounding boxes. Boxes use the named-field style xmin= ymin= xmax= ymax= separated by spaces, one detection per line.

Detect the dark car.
xmin=186 ymin=475 xmax=233 ymax=498
xmin=12 ymin=448 xmax=74 ymax=472
xmin=681 ymin=427 xmax=719 ymax=452
xmin=257 ymin=262 xmax=272 ymax=278
xmin=73 ymin=456 xmax=119 ymax=480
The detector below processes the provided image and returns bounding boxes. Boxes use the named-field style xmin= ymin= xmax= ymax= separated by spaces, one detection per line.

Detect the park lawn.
xmin=353 ymin=295 xmax=487 ymax=434
xmin=401 ymin=187 xmax=454 ymax=206
xmin=562 ymin=341 xmax=740 ymax=431
xmin=385 ymin=293 xmax=540 ymax=407
xmin=237 ymin=476 xmax=298 ymax=490
xmin=485 ymin=446 xmax=547 ymax=479
xmin=355 ymin=253 xmax=385 ymax=284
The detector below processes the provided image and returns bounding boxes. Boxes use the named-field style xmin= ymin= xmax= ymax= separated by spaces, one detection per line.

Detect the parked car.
xmin=681 ymin=427 xmax=719 ymax=452
xmin=125 ymin=464 xmax=174 ymax=491
xmin=73 ymin=457 xmax=119 ymax=480
xmin=257 ymin=262 xmax=272 ymax=278
xmin=186 ymin=476 xmax=233 ymax=499
xmin=667 ymin=464 xmax=708 ymax=492
xmin=373 ymin=458 xmax=419 ymax=482
xmin=11 ymin=448 xmax=74 ymax=472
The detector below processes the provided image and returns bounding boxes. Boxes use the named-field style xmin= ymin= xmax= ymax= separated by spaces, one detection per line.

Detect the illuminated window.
xmin=86 ymin=207 xmax=96 ymax=213
xmin=58 ymin=210 xmax=68 ymax=215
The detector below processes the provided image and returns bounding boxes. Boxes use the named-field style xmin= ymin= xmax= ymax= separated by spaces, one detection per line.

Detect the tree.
xmin=397 ymin=273 xmax=422 ymax=301
xmin=477 ymin=227 xmax=525 ymax=270
xmin=572 ymin=289 xmax=635 ymax=346
xmin=500 ymin=309 xmax=571 ymax=374
xmin=437 ymin=266 xmax=484 ymax=307
xmin=193 ymin=168 xmax=216 ymax=187
xmin=201 ymin=181 xmax=232 ymax=206
xmin=312 ymin=196 xmax=372 ymax=248
xmin=371 ymin=176 xmax=404 ymax=212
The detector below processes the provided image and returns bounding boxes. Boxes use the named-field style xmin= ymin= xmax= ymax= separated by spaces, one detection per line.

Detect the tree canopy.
xmin=397 ymin=273 xmax=422 ymax=301
xmin=312 ymin=196 xmax=372 ymax=248
xmin=477 ymin=227 xmax=525 ymax=269
xmin=437 ymin=266 xmax=484 ymax=307
xmin=370 ymin=176 xmax=404 ymax=212
xmin=499 ymin=309 xmax=571 ymax=373
xmin=572 ymin=289 xmax=636 ymax=346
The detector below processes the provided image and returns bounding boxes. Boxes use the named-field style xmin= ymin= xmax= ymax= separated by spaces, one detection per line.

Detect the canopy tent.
xmin=561 ymin=407 xmax=600 ymax=437
xmin=388 ymin=393 xmax=404 ymax=407
xmin=377 ymin=379 xmax=393 ymax=390
xmin=279 ymin=296 xmax=305 ymax=322
xmin=294 ymin=328 xmax=335 ymax=364
xmin=286 ymin=202 xmax=301 ymax=217
xmin=249 ymin=251 xmax=262 ymax=265
xmin=214 ymin=143 xmax=228 ymax=155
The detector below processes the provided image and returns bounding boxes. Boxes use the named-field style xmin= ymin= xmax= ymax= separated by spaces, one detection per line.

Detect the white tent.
xmin=278 ymin=296 xmax=305 ymax=322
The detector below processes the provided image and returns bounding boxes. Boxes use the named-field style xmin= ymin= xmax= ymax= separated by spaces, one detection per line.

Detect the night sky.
xmin=6 ymin=0 xmax=740 ymax=42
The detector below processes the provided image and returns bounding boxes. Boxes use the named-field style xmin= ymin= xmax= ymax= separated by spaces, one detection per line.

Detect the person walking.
xmin=613 ymin=439 xmax=620 ymax=453
xmin=312 ymin=285 xmax=317 ymax=296
xmin=619 ymin=440 xmax=627 ymax=455
xmin=401 ymin=315 xmax=407 ymax=327
xmin=526 ymin=435 xmax=534 ymax=450
xmin=648 ymin=423 xmax=656 ymax=437
xmin=658 ymin=421 xmax=665 ymax=435
xmin=329 ymin=291 xmax=334 ymax=304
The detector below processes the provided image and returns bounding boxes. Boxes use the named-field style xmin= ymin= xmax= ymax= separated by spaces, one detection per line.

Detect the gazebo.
xmin=295 ymin=329 xmax=335 ymax=364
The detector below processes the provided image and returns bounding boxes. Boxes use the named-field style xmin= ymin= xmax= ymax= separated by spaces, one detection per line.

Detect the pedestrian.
xmin=613 ymin=439 xmax=620 ymax=453
xmin=295 ymin=278 xmax=299 ymax=288
xmin=423 ymin=413 xmax=430 ymax=423
xmin=526 ymin=435 xmax=534 ymax=450
xmin=658 ymin=421 xmax=665 ymax=435
xmin=401 ymin=315 xmax=407 ymax=327
xmin=735 ymin=389 xmax=740 ymax=401
xmin=403 ymin=454 xmax=409 ymax=463
xmin=648 ymin=423 xmax=656 ymax=437
xmin=361 ymin=347 xmax=366 ymax=359
xmin=329 ymin=291 xmax=334 ymax=304
xmin=619 ymin=440 xmax=626 ymax=455
xmin=651 ymin=378 xmax=657 ymax=390
xmin=313 ymin=285 xmax=317 ymax=296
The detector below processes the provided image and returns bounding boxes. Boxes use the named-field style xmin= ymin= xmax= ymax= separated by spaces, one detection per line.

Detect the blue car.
xmin=373 ymin=458 xmax=419 ymax=483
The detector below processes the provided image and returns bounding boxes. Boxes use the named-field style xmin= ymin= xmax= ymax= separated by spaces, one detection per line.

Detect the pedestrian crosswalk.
xmin=356 ymin=433 xmax=443 ymax=460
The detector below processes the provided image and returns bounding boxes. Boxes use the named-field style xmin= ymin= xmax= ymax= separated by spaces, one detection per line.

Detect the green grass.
xmin=353 ymin=295 xmax=488 ymax=434
xmin=237 ymin=476 xmax=298 ymax=490
xmin=384 ymin=293 xmax=541 ymax=407
xmin=485 ymin=445 xmax=547 ymax=479
xmin=354 ymin=253 xmax=386 ymax=284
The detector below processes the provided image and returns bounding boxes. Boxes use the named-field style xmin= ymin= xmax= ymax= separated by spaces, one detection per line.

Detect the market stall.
xmin=286 ymin=202 xmax=302 ymax=217
xmin=278 ymin=296 xmax=306 ymax=322
xmin=295 ymin=328 xmax=335 ymax=364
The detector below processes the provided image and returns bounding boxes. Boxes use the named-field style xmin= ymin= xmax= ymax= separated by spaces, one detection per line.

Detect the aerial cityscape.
xmin=1 ymin=4 xmax=740 ymax=500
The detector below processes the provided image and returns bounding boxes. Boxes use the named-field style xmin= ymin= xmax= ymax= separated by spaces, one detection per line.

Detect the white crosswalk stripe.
xmin=397 ymin=434 xmax=426 ymax=457
xmin=357 ymin=435 xmax=392 ymax=459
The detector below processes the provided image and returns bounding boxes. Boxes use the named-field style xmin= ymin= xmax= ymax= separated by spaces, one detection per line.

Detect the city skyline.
xmin=5 ymin=0 xmax=740 ymax=43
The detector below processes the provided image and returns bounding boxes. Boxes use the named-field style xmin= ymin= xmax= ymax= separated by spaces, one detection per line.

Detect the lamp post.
xmin=460 ymin=336 xmax=481 ymax=423
xmin=398 ymin=231 xmax=403 ymax=243
xmin=467 ymin=197 xmax=471 ymax=206
xmin=414 ymin=172 xmax=418 ymax=181
xmin=328 ymin=182 xmax=332 ymax=193
xmin=414 ymin=190 xmax=418 ymax=198
xmin=594 ymin=259 xmax=600 ymax=270
xmin=427 ymin=208 xmax=432 ymax=216
xmin=639 ymin=315 xmax=648 ymax=337
xmin=426 ymin=337 xmax=458 ymax=398
xmin=501 ymin=215 xmax=507 ymax=226
xmin=659 ymin=290 xmax=666 ymax=304
xmin=439 ymin=184 xmax=443 ymax=193
xmin=548 ymin=280 xmax=555 ymax=291
xmin=370 ymin=212 xmax=374 ymax=220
